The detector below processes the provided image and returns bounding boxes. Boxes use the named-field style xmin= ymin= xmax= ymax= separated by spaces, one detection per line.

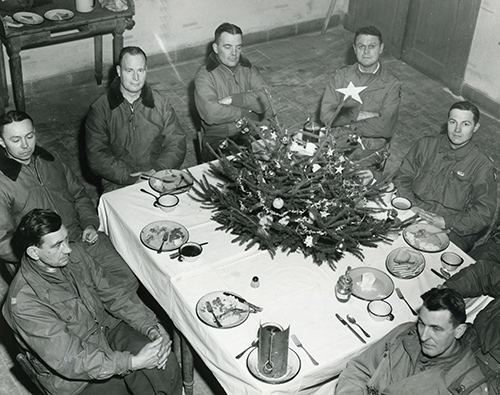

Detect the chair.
xmin=16 ymin=351 xmax=47 ymax=395
xmin=0 ymin=258 xmax=17 ymax=283
xmin=173 ymin=328 xmax=194 ymax=395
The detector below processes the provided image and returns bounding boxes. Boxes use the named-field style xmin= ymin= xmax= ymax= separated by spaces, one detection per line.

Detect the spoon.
xmin=235 ymin=339 xmax=258 ymax=359
xmin=346 ymin=315 xmax=370 ymax=338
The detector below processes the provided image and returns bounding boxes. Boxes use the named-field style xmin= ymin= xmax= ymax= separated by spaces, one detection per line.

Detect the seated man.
xmin=194 ymin=22 xmax=269 ymax=161
xmin=445 ymin=260 xmax=500 ymax=394
xmin=335 ymin=288 xmax=489 ymax=394
xmin=0 ymin=110 xmax=137 ymax=289
xmin=393 ymin=101 xmax=496 ymax=252
xmin=320 ymin=25 xmax=401 ymax=170
xmin=3 ymin=209 xmax=182 ymax=395
xmin=86 ymin=46 xmax=186 ymax=192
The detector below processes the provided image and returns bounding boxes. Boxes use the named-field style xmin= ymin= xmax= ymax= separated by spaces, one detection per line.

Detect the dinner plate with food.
xmin=140 ymin=220 xmax=189 ymax=252
xmin=403 ymin=223 xmax=450 ymax=253
xmin=12 ymin=12 xmax=44 ymax=25
xmin=350 ymin=267 xmax=394 ymax=301
xmin=44 ymin=9 xmax=75 ymax=21
xmin=148 ymin=169 xmax=194 ymax=194
xmin=386 ymin=247 xmax=426 ymax=279
xmin=196 ymin=291 xmax=251 ymax=328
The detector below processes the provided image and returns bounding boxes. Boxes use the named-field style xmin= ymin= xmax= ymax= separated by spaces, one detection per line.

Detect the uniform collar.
xmin=107 ymin=78 xmax=155 ymax=110
xmin=0 ymin=145 xmax=54 ymax=181
xmin=358 ymin=62 xmax=380 ymax=74
xmin=437 ymin=134 xmax=475 ymax=160
xmin=205 ymin=51 xmax=252 ymax=72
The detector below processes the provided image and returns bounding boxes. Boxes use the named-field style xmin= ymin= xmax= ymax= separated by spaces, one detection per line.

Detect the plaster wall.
xmin=2 ymin=0 xmax=348 ymax=83
xmin=463 ymin=0 xmax=500 ymax=105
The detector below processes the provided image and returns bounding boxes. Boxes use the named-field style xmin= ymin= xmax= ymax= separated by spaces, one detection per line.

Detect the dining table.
xmin=97 ymin=162 xmax=491 ymax=395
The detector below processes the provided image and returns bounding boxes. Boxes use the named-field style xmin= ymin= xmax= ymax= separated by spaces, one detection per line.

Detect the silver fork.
xmin=291 ymin=334 xmax=319 ymax=365
xmin=157 ymin=232 xmax=169 ymax=253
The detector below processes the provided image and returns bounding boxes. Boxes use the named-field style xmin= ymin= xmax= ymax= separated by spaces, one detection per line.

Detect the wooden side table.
xmin=0 ymin=0 xmax=135 ymax=111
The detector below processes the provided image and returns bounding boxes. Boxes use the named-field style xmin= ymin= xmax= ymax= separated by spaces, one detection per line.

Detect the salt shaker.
xmin=251 ymin=276 xmax=260 ymax=288
xmin=335 ymin=266 xmax=352 ymax=303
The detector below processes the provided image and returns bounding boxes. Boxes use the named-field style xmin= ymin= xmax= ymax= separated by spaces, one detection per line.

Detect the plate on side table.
xmin=13 ymin=12 xmax=44 ymax=25
xmin=44 ymin=9 xmax=75 ymax=21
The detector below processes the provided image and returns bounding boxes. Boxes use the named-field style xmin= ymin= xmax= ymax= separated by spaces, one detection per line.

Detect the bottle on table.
xmin=335 ymin=266 xmax=352 ymax=303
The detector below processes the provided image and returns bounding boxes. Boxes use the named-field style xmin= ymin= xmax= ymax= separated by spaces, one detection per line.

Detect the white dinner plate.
xmin=13 ymin=12 xmax=44 ymax=25
xmin=44 ymin=9 xmax=75 ymax=21
xmin=140 ymin=220 xmax=189 ymax=252
xmin=403 ymin=223 xmax=450 ymax=253
xmin=350 ymin=267 xmax=394 ymax=301
xmin=196 ymin=291 xmax=250 ymax=329
xmin=247 ymin=347 xmax=301 ymax=384
xmin=149 ymin=169 xmax=194 ymax=194
xmin=386 ymin=247 xmax=425 ymax=279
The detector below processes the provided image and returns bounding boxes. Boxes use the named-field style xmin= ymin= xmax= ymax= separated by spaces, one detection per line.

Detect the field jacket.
xmin=393 ymin=135 xmax=497 ymax=237
xmin=336 ymin=322 xmax=489 ymax=395
xmin=320 ymin=62 xmax=401 ymax=152
xmin=86 ymin=79 xmax=186 ymax=191
xmin=2 ymin=243 xmax=158 ymax=395
xmin=0 ymin=146 xmax=98 ymax=262
xmin=446 ymin=259 xmax=500 ymax=394
xmin=194 ymin=52 xmax=269 ymax=139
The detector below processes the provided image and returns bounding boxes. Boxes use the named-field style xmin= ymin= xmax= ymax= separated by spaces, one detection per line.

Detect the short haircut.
xmin=14 ymin=209 xmax=62 ymax=255
xmin=0 ymin=110 xmax=33 ymax=138
xmin=448 ymin=101 xmax=480 ymax=124
xmin=354 ymin=26 xmax=383 ymax=44
xmin=118 ymin=46 xmax=147 ymax=67
xmin=421 ymin=287 xmax=466 ymax=326
xmin=214 ymin=22 xmax=243 ymax=43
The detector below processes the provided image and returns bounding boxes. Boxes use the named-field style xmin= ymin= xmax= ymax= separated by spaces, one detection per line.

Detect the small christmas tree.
xmin=192 ymin=91 xmax=399 ymax=270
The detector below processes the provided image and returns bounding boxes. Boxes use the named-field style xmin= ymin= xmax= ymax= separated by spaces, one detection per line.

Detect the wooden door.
xmin=344 ymin=0 xmax=410 ymax=58
xmin=401 ymin=0 xmax=480 ymax=93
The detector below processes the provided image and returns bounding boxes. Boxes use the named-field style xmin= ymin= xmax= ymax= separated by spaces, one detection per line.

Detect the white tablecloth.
xmin=98 ymin=163 xmax=490 ymax=395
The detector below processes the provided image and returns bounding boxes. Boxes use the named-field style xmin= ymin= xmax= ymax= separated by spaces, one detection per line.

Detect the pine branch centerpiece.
xmin=193 ymin=96 xmax=399 ymax=270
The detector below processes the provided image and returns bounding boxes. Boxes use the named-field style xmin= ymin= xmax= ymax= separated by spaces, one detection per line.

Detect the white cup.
xmin=75 ymin=0 xmax=94 ymax=13
xmin=367 ymin=300 xmax=395 ymax=321
xmin=391 ymin=196 xmax=412 ymax=210
xmin=440 ymin=252 xmax=464 ymax=273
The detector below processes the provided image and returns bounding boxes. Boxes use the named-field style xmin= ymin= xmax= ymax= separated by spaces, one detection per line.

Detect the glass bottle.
xmin=335 ymin=266 xmax=352 ymax=303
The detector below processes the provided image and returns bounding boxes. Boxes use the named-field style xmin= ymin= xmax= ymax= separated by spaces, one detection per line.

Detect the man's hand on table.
xmin=147 ymin=323 xmax=172 ymax=369
xmin=131 ymin=169 xmax=156 ymax=183
xmin=82 ymin=225 xmax=98 ymax=244
xmin=412 ymin=207 xmax=446 ymax=229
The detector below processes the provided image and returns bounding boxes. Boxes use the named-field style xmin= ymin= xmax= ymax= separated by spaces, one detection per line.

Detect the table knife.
xmin=223 ymin=292 xmax=263 ymax=312
xmin=431 ymin=268 xmax=446 ymax=280
xmin=335 ymin=313 xmax=366 ymax=344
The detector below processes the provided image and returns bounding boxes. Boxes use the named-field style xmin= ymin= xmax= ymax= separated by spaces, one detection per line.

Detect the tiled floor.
xmin=0 ymin=25 xmax=499 ymax=395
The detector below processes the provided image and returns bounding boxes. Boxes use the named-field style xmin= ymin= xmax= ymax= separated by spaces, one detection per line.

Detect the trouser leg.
xmin=107 ymin=322 xmax=182 ymax=395
xmin=79 ymin=375 xmax=129 ymax=395
xmin=85 ymin=232 xmax=138 ymax=291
